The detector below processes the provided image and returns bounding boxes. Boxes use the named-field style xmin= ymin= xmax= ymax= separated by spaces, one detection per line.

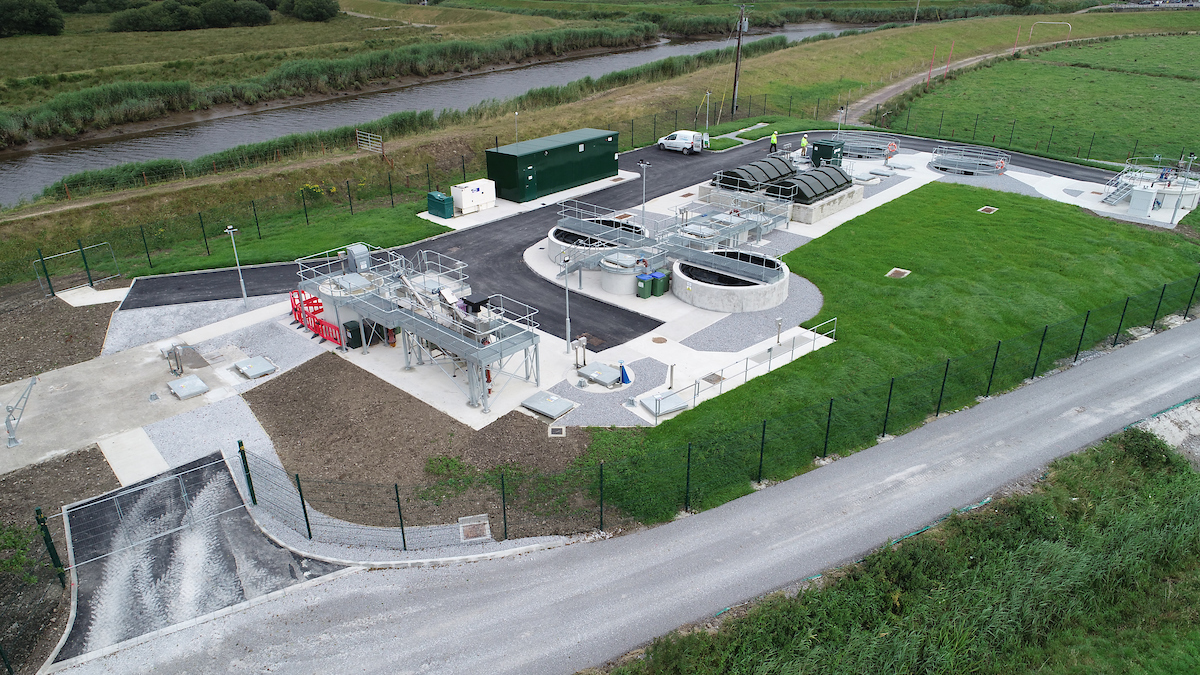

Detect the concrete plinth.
xmin=789 ymin=184 xmax=864 ymax=224
xmin=670 ymin=260 xmax=790 ymax=313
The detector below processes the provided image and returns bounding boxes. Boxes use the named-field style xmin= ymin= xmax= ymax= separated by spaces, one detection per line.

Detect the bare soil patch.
xmin=0 ymin=277 xmax=128 ymax=386
xmin=0 ymin=446 xmax=120 ymax=675
xmin=244 ymin=351 xmax=592 ymax=483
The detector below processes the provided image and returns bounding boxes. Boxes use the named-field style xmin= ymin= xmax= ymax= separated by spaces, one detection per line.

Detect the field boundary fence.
xmin=220 ymin=272 xmax=1200 ymax=546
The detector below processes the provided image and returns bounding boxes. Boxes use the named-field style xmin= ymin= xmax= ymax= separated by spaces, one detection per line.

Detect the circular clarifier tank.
xmin=672 ymin=250 xmax=789 ymax=312
xmin=546 ymin=218 xmax=646 ymax=264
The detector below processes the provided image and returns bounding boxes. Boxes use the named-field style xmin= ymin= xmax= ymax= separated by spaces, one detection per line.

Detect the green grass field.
xmin=612 ymin=429 xmax=1200 ymax=674
xmin=584 ymin=183 xmax=1200 ymax=509
xmin=888 ymin=35 xmax=1200 ymax=164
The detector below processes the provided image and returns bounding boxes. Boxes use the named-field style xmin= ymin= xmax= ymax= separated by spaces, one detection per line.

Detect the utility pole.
xmin=731 ymin=5 xmax=747 ymax=115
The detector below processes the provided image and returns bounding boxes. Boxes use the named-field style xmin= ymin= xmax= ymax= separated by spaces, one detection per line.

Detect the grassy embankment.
xmin=442 ymin=0 xmax=1104 ymax=34
xmin=611 ymin=429 xmax=1200 ymax=674
xmin=5 ymin=13 xmax=1198 ymax=279
xmin=879 ymin=34 xmax=1200 ymax=164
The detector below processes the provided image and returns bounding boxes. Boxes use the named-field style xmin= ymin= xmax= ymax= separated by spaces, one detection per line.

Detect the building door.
xmin=523 ymin=167 xmax=538 ymax=201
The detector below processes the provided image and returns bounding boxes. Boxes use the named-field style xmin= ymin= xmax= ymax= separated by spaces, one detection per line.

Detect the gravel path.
xmin=144 ymin=395 xmax=273 ymax=469
xmin=550 ymin=357 xmax=668 ymax=427
xmin=681 ymin=274 xmax=823 ymax=353
xmin=102 ymin=294 xmax=288 ymax=355
xmin=193 ymin=320 xmax=326 ymax=392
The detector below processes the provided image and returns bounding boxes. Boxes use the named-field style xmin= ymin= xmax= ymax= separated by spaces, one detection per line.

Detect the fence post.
xmin=301 ymin=190 xmax=310 ymax=226
xmin=1047 ymin=126 xmax=1055 ymax=153
xmin=294 ymin=474 xmax=313 ymax=540
xmin=1009 ymin=119 xmax=1016 ymax=147
xmin=815 ymin=97 xmax=820 ymax=120
xmin=1073 ymin=310 xmax=1091 ymax=363
xmin=36 ymin=249 xmax=55 ymax=297
xmin=631 ymin=119 xmax=635 ymax=147
xmin=823 ymin=398 xmax=833 ymax=454
xmin=1131 ymin=139 xmax=1139 ymax=158
xmin=1086 ymin=131 xmax=1096 ymax=160
xmin=985 ymin=340 xmax=1002 ymax=397
xmin=1150 ymin=283 xmax=1167 ymax=330
xmin=938 ymin=111 xmax=944 ymax=137
xmin=0 ymin=641 xmax=12 ymax=675
xmin=653 ymin=113 xmax=656 ymax=142
xmin=426 ymin=164 xmax=431 ymax=191
xmin=675 ymin=109 xmax=678 ymax=131
xmin=972 ymin=113 xmax=979 ymax=140
xmin=34 ymin=508 xmax=65 ymax=588
xmin=251 ymin=200 xmax=261 ymax=239
xmin=881 ymin=377 xmax=895 ymax=437
xmin=394 ymin=484 xmax=407 ymax=551
xmin=1113 ymin=297 xmax=1130 ymax=347
xmin=346 ymin=180 xmax=353 ymax=215
xmin=500 ymin=471 xmax=508 ymax=540
xmin=757 ymin=420 xmax=766 ymax=482
xmin=461 ymin=155 xmax=466 ymax=183
xmin=388 ymin=172 xmax=394 ymax=208
xmin=138 ymin=226 xmax=153 ymax=268
xmin=237 ymin=441 xmax=257 ymax=506
xmin=1031 ymin=325 xmax=1048 ymax=379
xmin=935 ymin=358 xmax=950 ymax=417
xmin=598 ymin=461 xmax=605 ymax=532
xmin=198 ymin=213 xmax=210 ymax=255
xmin=686 ymin=441 xmax=696 ymax=509
xmin=905 ymin=106 xmax=911 ymax=132
xmin=75 ymin=239 xmax=94 ymax=287
xmin=1185 ymin=271 xmax=1200 ymax=319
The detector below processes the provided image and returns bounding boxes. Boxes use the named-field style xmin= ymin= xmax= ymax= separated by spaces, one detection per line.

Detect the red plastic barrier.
xmin=290 ymin=290 xmax=342 ymax=346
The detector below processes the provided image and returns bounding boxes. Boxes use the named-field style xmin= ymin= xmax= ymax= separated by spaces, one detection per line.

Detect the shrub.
xmin=278 ymin=0 xmax=337 ymax=22
xmin=1118 ymin=427 xmax=1177 ymax=469
xmin=198 ymin=0 xmax=269 ymax=27
xmin=0 ymin=0 xmax=66 ymax=37
xmin=60 ymin=0 xmax=148 ymax=12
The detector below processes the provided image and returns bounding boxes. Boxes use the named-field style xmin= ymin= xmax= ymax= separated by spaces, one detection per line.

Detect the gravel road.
xmin=57 ymin=316 xmax=1200 ymax=674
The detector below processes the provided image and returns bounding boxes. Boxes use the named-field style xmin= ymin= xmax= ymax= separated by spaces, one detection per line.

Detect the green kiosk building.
xmin=485 ymin=128 xmax=619 ymax=203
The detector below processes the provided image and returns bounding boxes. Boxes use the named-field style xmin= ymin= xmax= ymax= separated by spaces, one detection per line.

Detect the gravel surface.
xmin=934 ymin=170 xmax=1047 ymax=200
xmin=102 ymin=293 xmax=287 ymax=355
xmin=194 ymin=320 xmax=326 ymax=393
xmin=755 ymin=228 xmax=811 ymax=255
xmin=143 ymin=395 xmax=273 ymax=469
xmin=862 ymin=173 xmax=910 ymax=199
xmin=681 ymin=274 xmax=824 ymax=353
xmin=551 ymin=358 xmax=667 ymax=427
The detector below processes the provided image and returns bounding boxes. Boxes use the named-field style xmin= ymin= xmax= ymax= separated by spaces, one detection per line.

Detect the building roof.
xmin=487 ymin=128 xmax=616 ymax=157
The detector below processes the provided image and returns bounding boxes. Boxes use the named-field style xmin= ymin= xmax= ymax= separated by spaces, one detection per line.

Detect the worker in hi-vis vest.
xmin=800 ymin=133 xmax=809 ymax=158
xmin=770 ymin=131 xmax=778 ymax=152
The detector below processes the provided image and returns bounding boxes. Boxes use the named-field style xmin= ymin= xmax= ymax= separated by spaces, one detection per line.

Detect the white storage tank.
xmin=599 ymin=252 xmax=644 ymax=295
xmin=452 ymin=179 xmax=496 ymax=215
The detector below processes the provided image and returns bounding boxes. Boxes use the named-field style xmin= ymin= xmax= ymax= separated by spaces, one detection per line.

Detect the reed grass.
xmin=612 ymin=429 xmax=1200 ymax=674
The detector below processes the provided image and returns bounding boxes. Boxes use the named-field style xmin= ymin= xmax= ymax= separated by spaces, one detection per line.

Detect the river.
xmin=0 ymin=23 xmax=862 ymax=205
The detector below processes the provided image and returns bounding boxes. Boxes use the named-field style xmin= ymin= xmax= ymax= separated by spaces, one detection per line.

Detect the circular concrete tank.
xmin=671 ymin=251 xmax=789 ymax=312
xmin=599 ymin=252 xmax=644 ymax=295
xmin=546 ymin=218 xmax=646 ymax=264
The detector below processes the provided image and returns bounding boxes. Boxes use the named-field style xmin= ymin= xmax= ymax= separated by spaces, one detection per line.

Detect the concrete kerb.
xmin=215 ymin=447 xmax=568 ymax=570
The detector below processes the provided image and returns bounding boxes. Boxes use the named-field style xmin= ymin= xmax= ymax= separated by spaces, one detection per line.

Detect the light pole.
xmin=224 ymin=225 xmax=248 ymax=308
xmin=514 ymin=111 xmax=519 ymax=147
xmin=705 ymin=91 xmax=711 ymax=130
xmin=837 ymin=106 xmax=845 ymax=133
xmin=562 ymin=253 xmax=571 ymax=353
xmin=638 ymin=159 xmax=651 ymax=230
xmin=1171 ymin=152 xmax=1196 ymax=226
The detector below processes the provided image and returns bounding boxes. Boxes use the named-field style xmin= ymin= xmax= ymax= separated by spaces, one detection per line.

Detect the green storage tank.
xmin=636 ymin=273 xmax=654 ymax=299
xmin=427 ymin=191 xmax=454 ymax=218
xmin=811 ymin=139 xmax=844 ymax=167
xmin=650 ymin=271 xmax=668 ymax=297
xmin=486 ymin=128 xmax=619 ymax=203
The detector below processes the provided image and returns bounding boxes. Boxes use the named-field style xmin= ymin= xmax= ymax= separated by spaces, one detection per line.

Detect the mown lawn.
xmin=585 ymin=183 xmax=1200 ymax=504
xmin=612 ymin=429 xmax=1200 ymax=674
xmin=1030 ymin=33 xmax=1200 ymax=80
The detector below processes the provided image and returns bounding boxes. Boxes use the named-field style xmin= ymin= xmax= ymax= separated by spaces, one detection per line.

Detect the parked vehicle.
xmin=656 ymin=130 xmax=709 ymax=155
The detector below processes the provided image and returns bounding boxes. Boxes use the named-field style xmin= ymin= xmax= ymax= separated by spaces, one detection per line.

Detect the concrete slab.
xmin=95 ymin=427 xmax=169 ymax=486
xmin=418 ymin=170 xmax=641 ymax=231
xmin=57 ymin=286 xmax=130 ymax=307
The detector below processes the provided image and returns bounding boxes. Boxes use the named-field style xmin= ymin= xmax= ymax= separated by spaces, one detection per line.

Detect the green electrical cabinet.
xmin=810 ymin=139 xmax=844 ymax=167
xmin=427 ymin=191 xmax=454 ymax=218
xmin=485 ymin=128 xmax=619 ymax=203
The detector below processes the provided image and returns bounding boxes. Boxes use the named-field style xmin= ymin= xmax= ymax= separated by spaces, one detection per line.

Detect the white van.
xmin=656 ymin=130 xmax=709 ymax=155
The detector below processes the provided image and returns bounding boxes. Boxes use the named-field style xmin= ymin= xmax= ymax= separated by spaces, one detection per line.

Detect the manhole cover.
xmin=886 ymin=268 xmax=911 ymax=279
xmin=702 ymin=373 xmax=725 ymax=385
xmin=652 ymin=337 xmax=668 ymax=344
xmin=680 ymin=192 xmax=695 ymax=198
xmin=977 ymin=206 xmax=998 ymax=214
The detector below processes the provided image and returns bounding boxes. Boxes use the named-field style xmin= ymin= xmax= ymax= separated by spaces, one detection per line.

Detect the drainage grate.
xmin=548 ymin=426 xmax=566 ymax=438
xmin=886 ymin=268 xmax=911 ymax=279
xmin=977 ymin=206 xmax=998 ymax=214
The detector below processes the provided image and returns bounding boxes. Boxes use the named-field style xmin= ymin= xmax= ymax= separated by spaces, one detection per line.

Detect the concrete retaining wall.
xmin=671 ymin=260 xmax=790 ymax=313
xmin=790 ymin=184 xmax=864 ymax=224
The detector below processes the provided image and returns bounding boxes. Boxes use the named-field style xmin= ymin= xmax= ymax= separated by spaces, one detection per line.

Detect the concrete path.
xmin=56 ymin=316 xmax=1200 ymax=674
